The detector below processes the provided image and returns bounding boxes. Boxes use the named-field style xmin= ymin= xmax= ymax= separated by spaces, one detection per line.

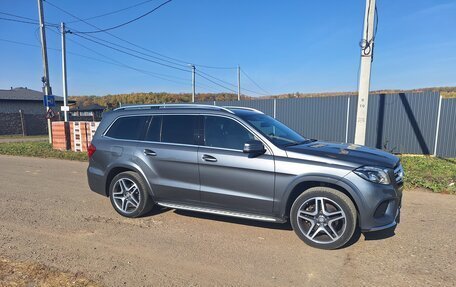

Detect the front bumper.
xmin=343 ymin=171 xmax=403 ymax=232
xmin=363 ymin=207 xmax=400 ymax=232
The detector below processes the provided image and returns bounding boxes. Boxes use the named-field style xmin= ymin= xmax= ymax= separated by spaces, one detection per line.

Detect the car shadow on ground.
xmin=143 ymin=207 xmax=396 ymax=248
xmin=173 ymin=209 xmax=294 ymax=231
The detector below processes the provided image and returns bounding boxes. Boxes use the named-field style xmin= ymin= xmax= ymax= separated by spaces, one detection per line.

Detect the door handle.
xmin=202 ymin=154 xmax=217 ymax=162
xmin=143 ymin=149 xmax=157 ymax=156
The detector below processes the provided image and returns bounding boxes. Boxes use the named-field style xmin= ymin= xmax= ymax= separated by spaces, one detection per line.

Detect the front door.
xmin=198 ymin=115 xmax=275 ymax=215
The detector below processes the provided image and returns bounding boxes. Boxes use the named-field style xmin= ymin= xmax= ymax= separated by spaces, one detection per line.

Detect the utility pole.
xmin=37 ymin=0 xmax=53 ymax=143
xmin=237 ymin=65 xmax=241 ymax=101
xmin=60 ymin=22 xmax=69 ymax=122
xmin=354 ymin=0 xmax=376 ymax=145
xmin=191 ymin=64 xmax=196 ymax=102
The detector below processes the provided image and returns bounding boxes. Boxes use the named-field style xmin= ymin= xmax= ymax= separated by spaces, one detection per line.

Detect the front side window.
xmin=239 ymin=113 xmax=308 ymax=147
xmin=105 ymin=116 xmax=150 ymax=140
xmin=204 ymin=116 xmax=254 ymax=150
xmin=161 ymin=115 xmax=199 ymax=145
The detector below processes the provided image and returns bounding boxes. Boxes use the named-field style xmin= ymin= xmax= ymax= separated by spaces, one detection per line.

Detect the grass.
xmin=0 ymin=257 xmax=102 ymax=287
xmin=0 ymin=134 xmax=47 ymax=139
xmin=401 ymin=156 xmax=456 ymax=194
xmin=0 ymin=141 xmax=88 ymax=161
xmin=0 ymin=142 xmax=454 ymax=194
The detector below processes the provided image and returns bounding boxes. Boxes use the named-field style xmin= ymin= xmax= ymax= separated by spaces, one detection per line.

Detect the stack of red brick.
xmin=52 ymin=121 xmax=99 ymax=152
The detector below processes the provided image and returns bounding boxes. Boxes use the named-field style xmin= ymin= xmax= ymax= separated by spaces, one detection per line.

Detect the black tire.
xmin=109 ymin=171 xmax=154 ymax=218
xmin=290 ymin=187 xmax=357 ymax=250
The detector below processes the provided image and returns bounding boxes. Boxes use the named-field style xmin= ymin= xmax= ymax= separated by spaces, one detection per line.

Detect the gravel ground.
xmin=0 ymin=155 xmax=455 ymax=287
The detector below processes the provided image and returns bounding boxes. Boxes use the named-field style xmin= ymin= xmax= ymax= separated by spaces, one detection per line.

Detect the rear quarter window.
xmin=105 ymin=116 xmax=150 ymax=140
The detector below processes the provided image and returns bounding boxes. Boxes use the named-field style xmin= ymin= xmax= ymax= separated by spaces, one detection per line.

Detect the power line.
xmin=0 ymin=36 xmax=191 ymax=87
xmin=44 ymin=0 xmax=193 ymax=65
xmin=240 ymin=68 xmax=271 ymax=95
xmin=196 ymin=71 xmax=237 ymax=94
xmin=66 ymin=0 xmax=158 ymax=23
xmin=72 ymin=32 xmax=191 ymax=73
xmin=0 ymin=12 xmax=58 ymax=26
xmin=198 ymin=68 xmax=269 ymax=96
xmin=0 ymin=16 xmax=39 ymax=26
xmin=47 ymin=0 xmax=172 ymax=34
xmin=72 ymin=32 xmax=189 ymax=68
xmin=44 ymin=1 xmax=237 ymax=69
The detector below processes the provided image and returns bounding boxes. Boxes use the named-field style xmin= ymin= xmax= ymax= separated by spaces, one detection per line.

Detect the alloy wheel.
xmin=296 ymin=197 xmax=347 ymax=244
xmin=111 ymin=178 xmax=141 ymax=214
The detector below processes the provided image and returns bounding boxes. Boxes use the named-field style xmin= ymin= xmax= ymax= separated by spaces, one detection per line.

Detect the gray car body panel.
xmin=87 ymin=106 xmax=402 ymax=232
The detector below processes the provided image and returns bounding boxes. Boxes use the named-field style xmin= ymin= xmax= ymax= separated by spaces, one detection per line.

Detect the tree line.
xmin=69 ymin=86 xmax=456 ymax=108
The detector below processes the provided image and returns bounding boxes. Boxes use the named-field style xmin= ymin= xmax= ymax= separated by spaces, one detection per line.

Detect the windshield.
xmin=239 ymin=113 xmax=308 ymax=147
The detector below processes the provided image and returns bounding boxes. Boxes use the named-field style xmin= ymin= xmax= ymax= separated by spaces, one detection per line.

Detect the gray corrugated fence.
xmin=435 ymin=98 xmax=456 ymax=157
xmin=195 ymin=91 xmax=455 ymax=157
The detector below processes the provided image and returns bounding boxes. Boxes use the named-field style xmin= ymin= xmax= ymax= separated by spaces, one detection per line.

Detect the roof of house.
xmin=70 ymin=103 xmax=106 ymax=112
xmin=0 ymin=87 xmax=68 ymax=102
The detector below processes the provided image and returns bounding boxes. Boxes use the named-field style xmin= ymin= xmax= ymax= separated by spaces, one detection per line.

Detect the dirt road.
xmin=0 ymin=155 xmax=455 ymax=287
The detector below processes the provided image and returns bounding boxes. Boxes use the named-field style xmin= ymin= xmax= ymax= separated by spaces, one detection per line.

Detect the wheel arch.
xmin=279 ymin=175 xmax=363 ymax=220
xmin=104 ymin=163 xmax=154 ymax=198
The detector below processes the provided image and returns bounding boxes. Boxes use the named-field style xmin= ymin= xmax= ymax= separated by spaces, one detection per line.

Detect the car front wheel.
xmin=290 ymin=187 xmax=357 ymax=250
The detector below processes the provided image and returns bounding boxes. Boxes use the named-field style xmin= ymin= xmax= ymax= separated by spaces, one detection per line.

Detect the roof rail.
xmin=223 ymin=106 xmax=263 ymax=114
xmin=114 ymin=104 xmax=234 ymax=114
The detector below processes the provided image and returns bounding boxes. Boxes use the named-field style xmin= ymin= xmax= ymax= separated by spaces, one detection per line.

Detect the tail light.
xmin=87 ymin=143 xmax=96 ymax=158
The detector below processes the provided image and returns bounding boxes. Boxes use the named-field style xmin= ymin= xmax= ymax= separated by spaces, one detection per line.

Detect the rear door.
xmin=198 ymin=115 xmax=275 ymax=214
xmin=138 ymin=114 xmax=201 ymax=204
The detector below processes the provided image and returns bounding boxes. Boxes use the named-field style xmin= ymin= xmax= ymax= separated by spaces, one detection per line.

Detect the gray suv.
xmin=87 ymin=104 xmax=403 ymax=249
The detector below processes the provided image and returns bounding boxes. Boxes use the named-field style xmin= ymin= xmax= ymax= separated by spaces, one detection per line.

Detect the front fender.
xmin=274 ymin=173 xmax=365 ymax=219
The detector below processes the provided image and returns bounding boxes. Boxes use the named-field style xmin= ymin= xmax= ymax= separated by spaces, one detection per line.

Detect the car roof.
xmin=111 ymin=104 xmax=263 ymax=116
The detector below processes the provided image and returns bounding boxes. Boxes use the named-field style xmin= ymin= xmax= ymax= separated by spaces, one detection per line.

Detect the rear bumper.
xmin=87 ymin=166 xmax=107 ymax=196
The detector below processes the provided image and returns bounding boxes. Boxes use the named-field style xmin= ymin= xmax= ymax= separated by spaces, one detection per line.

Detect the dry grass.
xmin=0 ymin=258 xmax=102 ymax=287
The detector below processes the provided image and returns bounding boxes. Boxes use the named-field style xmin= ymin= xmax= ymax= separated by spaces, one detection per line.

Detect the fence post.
xmin=19 ymin=109 xmax=26 ymax=136
xmin=433 ymin=95 xmax=443 ymax=156
xmin=273 ymin=99 xmax=277 ymax=118
xmin=345 ymin=97 xmax=350 ymax=143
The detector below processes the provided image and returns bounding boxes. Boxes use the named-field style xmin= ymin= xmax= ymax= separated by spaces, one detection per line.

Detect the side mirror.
xmin=243 ymin=140 xmax=265 ymax=157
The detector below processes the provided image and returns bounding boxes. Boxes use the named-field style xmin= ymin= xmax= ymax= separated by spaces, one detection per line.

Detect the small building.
xmin=70 ymin=104 xmax=105 ymax=121
xmin=0 ymin=87 xmax=71 ymax=135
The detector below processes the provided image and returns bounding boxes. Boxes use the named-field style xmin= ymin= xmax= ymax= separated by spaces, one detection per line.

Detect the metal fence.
xmin=197 ymin=91 xmax=455 ymax=157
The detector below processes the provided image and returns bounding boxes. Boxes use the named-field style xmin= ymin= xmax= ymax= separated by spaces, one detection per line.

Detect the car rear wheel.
xmin=109 ymin=171 xmax=154 ymax=218
xmin=290 ymin=187 xmax=357 ymax=250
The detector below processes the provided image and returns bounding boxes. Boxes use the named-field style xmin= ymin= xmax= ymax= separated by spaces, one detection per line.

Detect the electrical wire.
xmin=195 ymin=72 xmax=238 ymax=94
xmin=66 ymin=0 xmax=158 ymax=23
xmin=72 ymin=32 xmax=191 ymax=73
xmin=0 ymin=12 xmax=59 ymax=27
xmin=240 ymin=68 xmax=271 ymax=95
xmin=46 ymin=0 xmax=172 ymax=34
xmin=0 ymin=16 xmax=39 ymax=26
xmin=72 ymin=32 xmax=189 ymax=68
xmin=44 ymin=1 xmax=238 ymax=69
xmin=0 ymin=36 xmax=191 ymax=87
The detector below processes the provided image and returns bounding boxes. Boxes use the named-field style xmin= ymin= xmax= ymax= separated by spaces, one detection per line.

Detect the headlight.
xmin=353 ymin=166 xmax=390 ymax=185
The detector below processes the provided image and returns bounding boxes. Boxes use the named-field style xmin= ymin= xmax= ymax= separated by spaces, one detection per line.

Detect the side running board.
xmin=157 ymin=202 xmax=285 ymax=223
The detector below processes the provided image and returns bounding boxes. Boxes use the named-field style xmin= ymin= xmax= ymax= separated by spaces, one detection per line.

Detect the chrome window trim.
xmin=102 ymin=113 xmax=276 ymax=155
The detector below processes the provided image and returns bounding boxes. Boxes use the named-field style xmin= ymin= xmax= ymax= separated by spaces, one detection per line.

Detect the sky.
xmin=0 ymin=0 xmax=455 ymax=97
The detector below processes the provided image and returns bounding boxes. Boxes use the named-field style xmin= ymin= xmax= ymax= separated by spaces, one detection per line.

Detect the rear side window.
xmin=161 ymin=115 xmax=199 ymax=145
xmin=105 ymin=116 xmax=150 ymax=140
xmin=144 ymin=116 xmax=162 ymax=142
